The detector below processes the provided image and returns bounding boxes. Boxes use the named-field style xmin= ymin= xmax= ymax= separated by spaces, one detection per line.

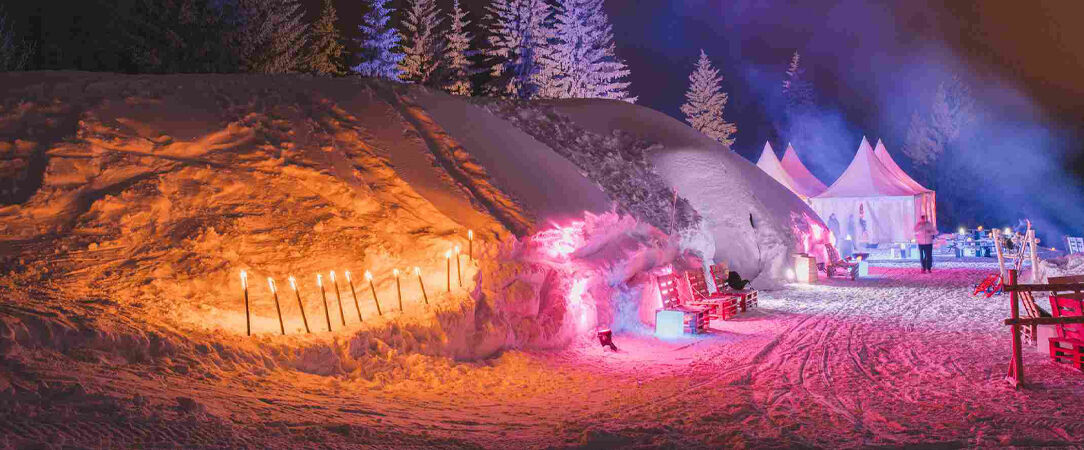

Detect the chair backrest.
xmin=657 ymin=273 xmax=682 ymax=308
xmin=1049 ymin=294 xmax=1084 ymax=341
xmin=1066 ymin=236 xmax=1084 ymax=254
xmin=709 ymin=264 xmax=729 ymax=291
xmin=825 ymin=244 xmax=843 ymax=264
xmin=685 ymin=269 xmax=710 ymax=299
xmin=1050 ymin=275 xmax=1084 ymax=298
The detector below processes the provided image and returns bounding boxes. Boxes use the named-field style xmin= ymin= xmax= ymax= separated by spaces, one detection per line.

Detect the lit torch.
xmin=268 ymin=277 xmax=285 ymax=335
xmin=455 ymin=246 xmax=462 ymax=287
xmin=345 ymin=271 xmax=363 ymax=322
xmin=468 ymin=229 xmax=474 ymax=261
xmin=330 ymin=271 xmax=346 ymax=327
xmin=317 ymin=274 xmax=332 ymax=332
xmin=394 ymin=268 xmax=403 ymax=312
xmin=289 ymin=276 xmax=311 ymax=334
xmin=240 ymin=270 xmax=250 ymax=336
xmin=415 ymin=266 xmax=429 ymax=305
xmin=366 ymin=271 xmax=382 ymax=316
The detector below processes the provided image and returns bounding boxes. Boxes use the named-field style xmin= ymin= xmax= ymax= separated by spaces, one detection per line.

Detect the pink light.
xmin=568 ymin=277 xmax=592 ymax=330
xmin=533 ymin=221 xmax=586 ymax=259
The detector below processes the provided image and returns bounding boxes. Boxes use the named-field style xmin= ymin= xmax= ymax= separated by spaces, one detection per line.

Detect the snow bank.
xmin=527 ymin=99 xmax=824 ymax=284
xmin=1038 ymin=253 xmax=1084 ymax=283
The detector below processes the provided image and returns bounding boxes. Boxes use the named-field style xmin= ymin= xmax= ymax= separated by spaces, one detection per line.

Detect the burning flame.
xmin=1004 ymin=227 xmax=1012 ymax=234
xmin=267 ymin=277 xmax=276 ymax=293
xmin=958 ymin=227 xmax=966 ymax=234
xmin=330 ymin=270 xmax=336 ymax=283
xmin=240 ymin=270 xmax=248 ymax=289
xmin=364 ymin=271 xmax=373 ymax=281
xmin=317 ymin=274 xmax=323 ymax=287
xmin=393 ymin=268 xmax=400 ymax=277
xmin=414 ymin=266 xmax=421 ymax=275
xmin=455 ymin=245 xmax=460 ymax=255
xmin=468 ymin=229 xmax=474 ymax=240
xmin=445 ymin=250 xmax=451 ymax=259
xmin=289 ymin=276 xmax=297 ymax=290
xmin=344 ymin=271 xmax=351 ymax=282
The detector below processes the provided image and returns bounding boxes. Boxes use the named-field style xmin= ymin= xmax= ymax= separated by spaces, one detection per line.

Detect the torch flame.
xmin=365 ymin=270 xmax=373 ymax=281
xmin=455 ymin=245 xmax=460 ymax=254
xmin=393 ymin=268 xmax=400 ymax=277
xmin=267 ymin=277 xmax=276 ymax=293
xmin=414 ymin=266 xmax=421 ymax=275
xmin=468 ymin=229 xmax=474 ymax=240
xmin=289 ymin=276 xmax=297 ymax=290
xmin=240 ymin=270 xmax=248 ymax=289
xmin=344 ymin=270 xmax=351 ymax=282
xmin=445 ymin=250 xmax=451 ymax=259
xmin=330 ymin=270 xmax=336 ymax=282
xmin=317 ymin=274 xmax=323 ymax=287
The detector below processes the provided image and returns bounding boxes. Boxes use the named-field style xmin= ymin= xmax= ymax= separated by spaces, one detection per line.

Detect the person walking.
xmin=914 ymin=215 xmax=937 ymax=273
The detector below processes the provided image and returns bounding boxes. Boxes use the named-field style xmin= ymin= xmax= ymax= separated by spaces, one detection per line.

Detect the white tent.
xmin=874 ymin=139 xmax=936 ymax=225
xmin=810 ymin=137 xmax=936 ymax=245
xmin=755 ymin=142 xmax=800 ymax=196
xmin=780 ymin=143 xmax=828 ymax=199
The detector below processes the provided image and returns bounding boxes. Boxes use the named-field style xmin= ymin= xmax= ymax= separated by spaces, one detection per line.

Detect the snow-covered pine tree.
xmin=443 ymin=0 xmax=476 ymax=95
xmin=484 ymin=0 xmax=551 ymax=99
xmin=681 ymin=50 xmax=737 ymax=146
xmin=782 ymin=50 xmax=814 ymax=113
xmin=903 ymin=74 xmax=974 ymax=166
xmin=353 ymin=0 xmax=404 ymax=80
xmin=235 ymin=0 xmax=311 ymax=73
xmin=398 ymin=0 xmax=444 ymax=84
xmin=309 ymin=0 xmax=346 ymax=76
xmin=536 ymin=0 xmax=634 ymax=102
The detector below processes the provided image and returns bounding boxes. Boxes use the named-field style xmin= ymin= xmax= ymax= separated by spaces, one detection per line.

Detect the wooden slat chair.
xmin=1048 ymin=294 xmax=1084 ymax=370
xmin=823 ymin=244 xmax=859 ymax=280
xmin=709 ymin=264 xmax=758 ymax=311
xmin=655 ymin=273 xmax=708 ymax=334
xmin=684 ymin=269 xmax=739 ymax=320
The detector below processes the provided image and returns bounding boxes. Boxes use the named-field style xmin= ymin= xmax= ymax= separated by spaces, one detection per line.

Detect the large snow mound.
xmin=528 ymin=99 xmax=825 ymax=283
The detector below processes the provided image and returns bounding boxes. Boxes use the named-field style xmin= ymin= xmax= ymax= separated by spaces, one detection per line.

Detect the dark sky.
xmin=308 ymin=0 xmax=1084 ymax=165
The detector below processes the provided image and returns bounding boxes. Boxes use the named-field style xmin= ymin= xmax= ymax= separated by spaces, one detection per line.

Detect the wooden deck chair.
xmin=709 ymin=264 xmax=758 ymax=311
xmin=656 ymin=273 xmax=682 ymax=309
xmin=683 ymin=269 xmax=738 ymax=320
xmin=823 ymin=244 xmax=859 ymax=280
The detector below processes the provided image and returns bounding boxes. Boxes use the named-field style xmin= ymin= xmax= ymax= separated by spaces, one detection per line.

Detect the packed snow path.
xmin=5 ymin=261 xmax=1084 ymax=447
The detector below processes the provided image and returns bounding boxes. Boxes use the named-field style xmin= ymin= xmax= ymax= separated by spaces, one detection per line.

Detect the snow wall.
xmin=531 ymin=99 xmax=828 ymax=286
xmin=0 ymin=73 xmax=822 ymax=371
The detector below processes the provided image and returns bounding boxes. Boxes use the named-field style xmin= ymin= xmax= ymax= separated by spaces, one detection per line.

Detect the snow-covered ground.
xmin=5 ymin=259 xmax=1084 ymax=447
xmin=4 ymin=73 xmax=1084 ymax=447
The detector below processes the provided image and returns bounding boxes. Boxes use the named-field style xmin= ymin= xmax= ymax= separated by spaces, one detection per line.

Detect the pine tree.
xmin=122 ymin=0 xmax=238 ymax=73
xmin=309 ymin=0 xmax=346 ymax=76
xmin=681 ymin=50 xmax=737 ymax=146
xmin=398 ymin=0 xmax=444 ymax=84
xmin=443 ymin=0 xmax=476 ymax=95
xmin=353 ymin=0 xmax=404 ymax=80
xmin=0 ymin=6 xmax=32 ymax=71
xmin=782 ymin=50 xmax=814 ymax=113
xmin=536 ymin=0 xmax=634 ymax=102
xmin=903 ymin=75 xmax=974 ymax=166
xmin=484 ymin=0 xmax=551 ymax=99
xmin=235 ymin=0 xmax=311 ymax=73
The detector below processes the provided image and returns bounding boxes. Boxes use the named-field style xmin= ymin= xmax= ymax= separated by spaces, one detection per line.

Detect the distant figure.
xmin=827 ymin=213 xmax=841 ymax=249
xmin=914 ymin=215 xmax=938 ymax=273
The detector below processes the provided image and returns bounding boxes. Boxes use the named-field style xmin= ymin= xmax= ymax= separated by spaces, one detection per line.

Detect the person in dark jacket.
xmin=726 ymin=270 xmax=749 ymax=290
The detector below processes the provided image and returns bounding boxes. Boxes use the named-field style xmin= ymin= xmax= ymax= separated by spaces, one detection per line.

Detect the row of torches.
xmin=238 ymin=231 xmax=474 ymax=336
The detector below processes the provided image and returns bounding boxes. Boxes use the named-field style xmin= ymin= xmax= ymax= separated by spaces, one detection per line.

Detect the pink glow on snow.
xmin=533 ymin=221 xmax=587 ymax=259
xmin=568 ymin=277 xmax=593 ymax=330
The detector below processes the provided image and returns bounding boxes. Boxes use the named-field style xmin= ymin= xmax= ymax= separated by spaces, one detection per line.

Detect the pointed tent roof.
xmin=816 ymin=137 xmax=916 ymax=198
xmin=873 ymin=139 xmax=931 ymax=193
xmin=755 ymin=142 xmax=800 ymax=194
xmin=780 ymin=143 xmax=828 ymax=198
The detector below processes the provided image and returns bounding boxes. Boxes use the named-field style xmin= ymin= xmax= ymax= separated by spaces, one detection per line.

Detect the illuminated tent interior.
xmin=810 ymin=137 xmax=936 ymax=244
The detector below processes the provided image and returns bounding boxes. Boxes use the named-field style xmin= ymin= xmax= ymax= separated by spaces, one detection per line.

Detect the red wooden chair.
xmin=709 ymin=264 xmax=758 ymax=311
xmin=1048 ymin=293 xmax=1084 ymax=371
xmin=655 ymin=273 xmax=708 ymax=334
xmin=684 ymin=269 xmax=738 ymax=320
